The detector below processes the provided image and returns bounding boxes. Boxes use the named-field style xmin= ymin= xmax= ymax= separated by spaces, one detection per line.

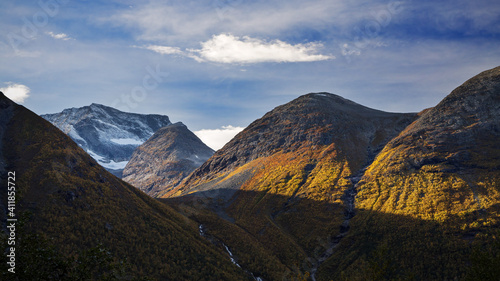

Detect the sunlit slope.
xmin=164 ymin=92 xmax=416 ymax=276
xmin=357 ymin=66 xmax=500 ymax=221
xmin=318 ymin=66 xmax=500 ymax=280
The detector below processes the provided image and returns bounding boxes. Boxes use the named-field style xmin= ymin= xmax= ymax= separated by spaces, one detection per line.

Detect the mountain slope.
xmin=171 ymin=93 xmax=416 ymax=195
xmin=163 ymin=92 xmax=417 ymax=278
xmin=0 ymin=92 xmax=248 ymax=280
xmin=318 ymin=66 xmax=500 ymax=280
xmin=123 ymin=122 xmax=214 ymax=197
xmin=42 ymin=104 xmax=171 ymax=176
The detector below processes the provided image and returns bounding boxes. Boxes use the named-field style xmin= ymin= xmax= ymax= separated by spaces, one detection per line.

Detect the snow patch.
xmin=101 ymin=160 xmax=129 ymax=170
xmin=86 ymin=150 xmax=129 ymax=170
xmin=87 ymin=150 xmax=105 ymax=161
xmin=68 ymin=126 xmax=86 ymax=143
xmin=110 ymin=138 xmax=144 ymax=145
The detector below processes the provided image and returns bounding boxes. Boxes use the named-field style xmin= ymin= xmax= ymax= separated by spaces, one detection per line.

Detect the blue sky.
xmin=1 ymin=0 xmax=499 ymax=148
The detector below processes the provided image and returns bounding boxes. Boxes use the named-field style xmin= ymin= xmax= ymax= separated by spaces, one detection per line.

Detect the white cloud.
xmin=189 ymin=34 xmax=333 ymax=63
xmin=140 ymin=45 xmax=183 ymax=55
xmin=194 ymin=125 xmax=245 ymax=150
xmin=46 ymin=31 xmax=72 ymax=41
xmin=0 ymin=82 xmax=30 ymax=103
xmin=141 ymin=34 xmax=333 ymax=64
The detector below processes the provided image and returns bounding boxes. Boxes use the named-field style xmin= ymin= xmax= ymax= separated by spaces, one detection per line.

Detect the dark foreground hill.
xmin=0 ymin=92 xmax=248 ymax=280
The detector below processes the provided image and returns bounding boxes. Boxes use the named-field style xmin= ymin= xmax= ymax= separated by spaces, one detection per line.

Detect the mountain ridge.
xmin=161 ymin=90 xmax=419 ymax=279
xmin=161 ymin=66 xmax=500 ymax=280
xmin=42 ymin=103 xmax=172 ymax=176
xmin=2 ymin=65 xmax=499 ymax=280
xmin=167 ymin=92 xmax=417 ymax=197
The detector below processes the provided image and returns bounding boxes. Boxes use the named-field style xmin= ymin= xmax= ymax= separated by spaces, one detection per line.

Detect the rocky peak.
xmin=42 ymin=104 xmax=172 ymax=176
xmin=122 ymin=122 xmax=214 ymax=197
xmin=410 ymin=66 xmax=500 ymax=133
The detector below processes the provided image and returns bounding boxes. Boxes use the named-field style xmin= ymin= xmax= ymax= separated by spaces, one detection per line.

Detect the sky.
xmin=1 ymin=0 xmax=499 ymax=149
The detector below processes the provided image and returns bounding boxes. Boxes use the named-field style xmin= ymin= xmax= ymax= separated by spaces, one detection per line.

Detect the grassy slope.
xmin=318 ymin=66 xmax=500 ymax=280
xmin=164 ymin=93 xmax=417 ymax=279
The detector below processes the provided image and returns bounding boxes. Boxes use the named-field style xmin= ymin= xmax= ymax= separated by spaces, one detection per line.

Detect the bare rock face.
xmin=42 ymin=104 xmax=171 ymax=177
xmin=122 ymin=122 xmax=214 ymax=197
xmin=381 ymin=66 xmax=500 ymax=172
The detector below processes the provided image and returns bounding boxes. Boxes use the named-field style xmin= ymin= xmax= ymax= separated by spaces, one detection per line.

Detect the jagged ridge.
xmin=42 ymin=103 xmax=171 ymax=176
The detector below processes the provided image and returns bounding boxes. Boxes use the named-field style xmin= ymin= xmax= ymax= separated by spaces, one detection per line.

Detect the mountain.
xmin=42 ymin=104 xmax=171 ymax=177
xmin=0 ymin=92 xmax=249 ymax=280
xmin=169 ymin=92 xmax=417 ymax=196
xmin=319 ymin=66 xmax=500 ymax=280
xmin=123 ymin=122 xmax=214 ymax=197
xmin=163 ymin=92 xmax=418 ymax=279
xmin=163 ymin=67 xmax=500 ymax=280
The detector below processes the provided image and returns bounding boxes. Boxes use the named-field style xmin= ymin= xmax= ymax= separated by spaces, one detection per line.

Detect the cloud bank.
xmin=194 ymin=125 xmax=245 ymax=150
xmin=0 ymin=82 xmax=30 ymax=103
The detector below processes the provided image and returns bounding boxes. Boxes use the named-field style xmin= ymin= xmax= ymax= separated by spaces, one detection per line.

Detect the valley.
xmin=1 ymin=66 xmax=500 ymax=280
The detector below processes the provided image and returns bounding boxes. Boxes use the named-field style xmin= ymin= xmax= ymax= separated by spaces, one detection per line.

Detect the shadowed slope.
xmin=0 ymin=92 xmax=248 ymax=280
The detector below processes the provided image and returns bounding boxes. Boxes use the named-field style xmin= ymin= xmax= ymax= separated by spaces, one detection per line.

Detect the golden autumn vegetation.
xmin=164 ymin=67 xmax=500 ymax=280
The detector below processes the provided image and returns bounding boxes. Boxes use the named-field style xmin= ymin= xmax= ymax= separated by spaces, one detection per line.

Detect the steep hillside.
xmin=318 ymin=66 xmax=500 ymax=280
xmin=163 ymin=92 xmax=417 ymax=279
xmin=171 ymin=93 xmax=416 ymax=195
xmin=0 ymin=92 xmax=249 ymax=280
xmin=42 ymin=104 xmax=171 ymax=176
xmin=123 ymin=122 xmax=214 ymax=197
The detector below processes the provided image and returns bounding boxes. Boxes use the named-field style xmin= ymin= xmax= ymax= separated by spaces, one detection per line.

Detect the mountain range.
xmin=0 ymin=92 xmax=250 ymax=280
xmin=1 ymin=66 xmax=499 ymax=280
xmin=162 ymin=66 xmax=500 ymax=280
xmin=41 ymin=104 xmax=172 ymax=177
